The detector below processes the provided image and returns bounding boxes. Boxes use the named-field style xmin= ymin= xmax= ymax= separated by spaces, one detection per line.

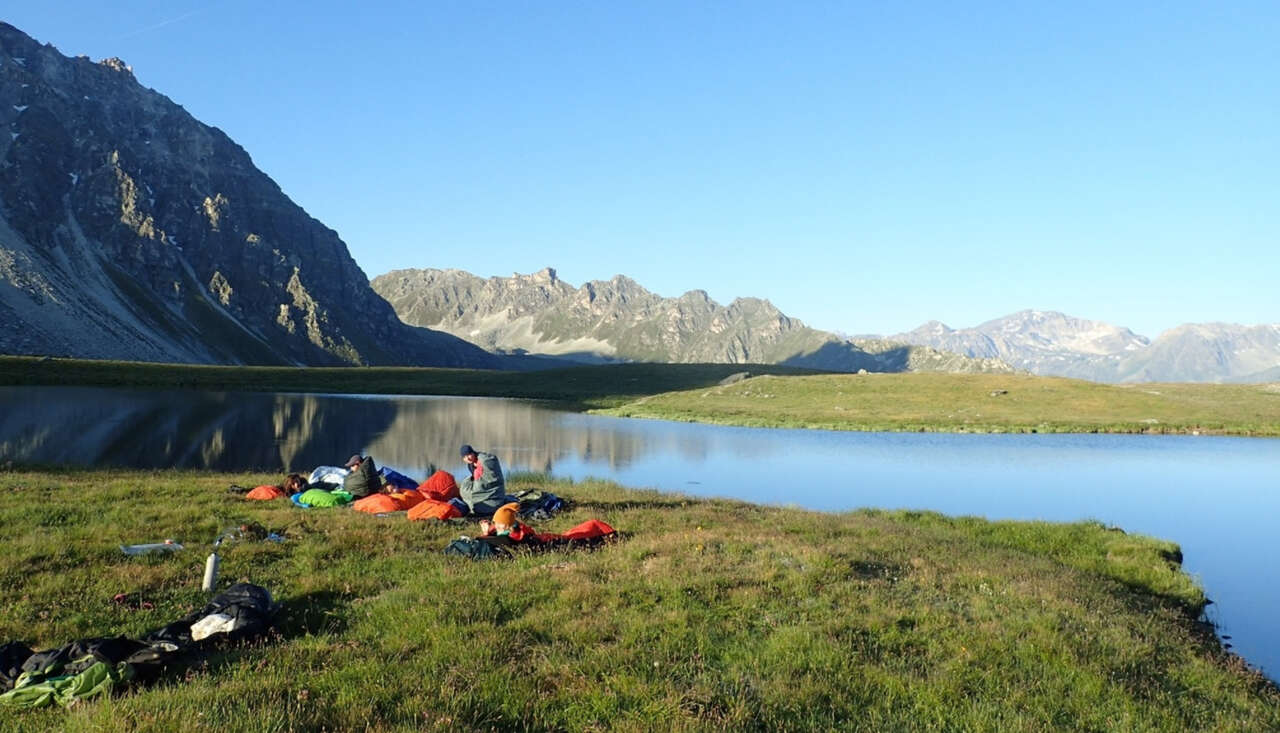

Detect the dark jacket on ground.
xmin=342 ymin=457 xmax=380 ymax=498
xmin=459 ymin=451 xmax=505 ymax=514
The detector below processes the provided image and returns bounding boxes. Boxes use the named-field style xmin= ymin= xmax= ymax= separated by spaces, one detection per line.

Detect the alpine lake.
xmin=2 ymin=386 xmax=1277 ymax=681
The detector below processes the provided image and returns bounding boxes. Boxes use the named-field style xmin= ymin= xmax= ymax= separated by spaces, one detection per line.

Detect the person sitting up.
xmin=458 ymin=444 xmax=506 ymax=515
xmin=342 ymin=453 xmax=381 ymax=499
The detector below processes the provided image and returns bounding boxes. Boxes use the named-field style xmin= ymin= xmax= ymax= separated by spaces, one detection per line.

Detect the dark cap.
xmin=345 ymin=454 xmax=362 ymax=468
xmin=459 ymin=444 xmax=475 ymax=457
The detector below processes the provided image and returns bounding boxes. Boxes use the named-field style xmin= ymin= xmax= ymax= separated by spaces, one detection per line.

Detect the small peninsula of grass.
xmin=0 ymin=467 xmax=1275 ymax=731
xmin=603 ymin=372 xmax=1280 ymax=437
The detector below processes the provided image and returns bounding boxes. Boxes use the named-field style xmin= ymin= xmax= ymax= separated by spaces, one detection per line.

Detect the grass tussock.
xmin=0 ymin=467 xmax=1275 ymax=731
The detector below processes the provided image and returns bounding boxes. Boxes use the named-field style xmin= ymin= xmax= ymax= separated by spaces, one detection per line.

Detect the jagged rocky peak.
xmin=98 ymin=57 xmax=134 ymax=77
xmin=524 ymin=266 xmax=557 ymax=283
xmin=0 ymin=22 xmax=497 ymax=367
xmin=369 ymin=267 xmax=1015 ymax=375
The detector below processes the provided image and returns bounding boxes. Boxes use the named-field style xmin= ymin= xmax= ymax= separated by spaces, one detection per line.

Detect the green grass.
xmin=603 ymin=372 xmax=1280 ymax=436
xmin=0 ymin=467 xmax=1275 ymax=731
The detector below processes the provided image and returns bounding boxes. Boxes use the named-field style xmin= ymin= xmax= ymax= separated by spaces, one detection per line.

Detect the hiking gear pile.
xmin=243 ymin=464 xmax=571 ymax=529
xmin=0 ymin=583 xmax=277 ymax=709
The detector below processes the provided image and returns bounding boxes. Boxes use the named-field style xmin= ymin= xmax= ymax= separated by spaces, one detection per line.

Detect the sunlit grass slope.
xmin=0 ymin=468 xmax=1275 ymax=731
xmin=603 ymin=372 xmax=1280 ymax=436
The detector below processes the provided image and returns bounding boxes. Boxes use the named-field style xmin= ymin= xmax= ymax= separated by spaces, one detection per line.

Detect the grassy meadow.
xmin=0 ymin=467 xmax=1276 ymax=731
xmin=603 ymin=372 xmax=1280 ymax=436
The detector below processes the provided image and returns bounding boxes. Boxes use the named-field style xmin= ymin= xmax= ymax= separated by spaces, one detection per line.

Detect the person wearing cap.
xmin=342 ymin=453 xmax=381 ymax=499
xmin=458 ymin=444 xmax=506 ymax=515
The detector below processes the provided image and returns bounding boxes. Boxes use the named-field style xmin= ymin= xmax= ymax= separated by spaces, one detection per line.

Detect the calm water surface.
xmin=3 ymin=387 xmax=1277 ymax=679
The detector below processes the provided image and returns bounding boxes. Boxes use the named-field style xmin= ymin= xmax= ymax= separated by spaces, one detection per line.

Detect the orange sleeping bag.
xmin=352 ymin=489 xmax=426 ymax=514
xmin=407 ymin=498 xmax=464 ymax=522
xmin=246 ymin=485 xmax=286 ymax=501
xmin=418 ymin=470 xmax=460 ymax=501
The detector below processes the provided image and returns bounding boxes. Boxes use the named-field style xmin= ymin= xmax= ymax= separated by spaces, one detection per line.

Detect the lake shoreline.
xmin=3 ymin=356 xmax=1279 ymax=438
xmin=0 ymin=466 xmax=1276 ymax=728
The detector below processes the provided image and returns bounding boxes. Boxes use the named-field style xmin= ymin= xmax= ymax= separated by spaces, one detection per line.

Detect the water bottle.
xmin=121 ymin=540 xmax=183 ymax=555
xmin=202 ymin=552 xmax=221 ymax=592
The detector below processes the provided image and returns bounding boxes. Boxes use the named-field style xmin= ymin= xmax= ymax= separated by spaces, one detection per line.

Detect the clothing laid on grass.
xmin=307 ymin=465 xmax=349 ymax=487
xmin=512 ymin=489 xmax=567 ymax=520
xmin=0 ymin=584 xmax=276 ymax=709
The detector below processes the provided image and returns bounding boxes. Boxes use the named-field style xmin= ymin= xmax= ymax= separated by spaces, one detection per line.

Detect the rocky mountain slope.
xmin=0 ymin=23 xmax=498 ymax=367
xmin=890 ymin=311 xmax=1279 ymax=383
xmin=371 ymin=267 xmax=1013 ymax=375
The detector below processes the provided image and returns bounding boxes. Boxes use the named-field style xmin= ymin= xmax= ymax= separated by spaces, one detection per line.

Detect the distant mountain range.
xmin=0 ymin=23 xmax=500 ymax=367
xmin=2 ymin=22 xmax=1273 ymax=385
xmin=883 ymin=311 xmax=1280 ymax=383
xmin=370 ymin=267 xmax=1014 ymax=375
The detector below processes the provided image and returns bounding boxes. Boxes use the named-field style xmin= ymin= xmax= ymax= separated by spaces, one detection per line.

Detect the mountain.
xmin=891 ymin=311 xmax=1150 ymax=381
xmin=890 ymin=311 xmax=1280 ymax=383
xmin=370 ymin=267 xmax=1014 ymax=375
xmin=0 ymin=23 xmax=498 ymax=367
xmin=1118 ymin=323 xmax=1280 ymax=383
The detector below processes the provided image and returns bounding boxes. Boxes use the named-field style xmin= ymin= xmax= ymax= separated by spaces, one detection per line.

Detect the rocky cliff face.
xmin=371 ymin=267 xmax=1014 ymax=375
xmin=0 ymin=23 xmax=498 ymax=367
xmin=891 ymin=311 xmax=1280 ymax=383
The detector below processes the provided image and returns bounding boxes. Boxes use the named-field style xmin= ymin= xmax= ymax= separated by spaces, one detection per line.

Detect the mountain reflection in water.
xmin=0 ymin=388 xmax=681 ymax=476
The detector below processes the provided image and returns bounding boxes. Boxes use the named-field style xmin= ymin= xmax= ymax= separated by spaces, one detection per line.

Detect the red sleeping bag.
xmin=418 ymin=470 xmax=460 ymax=501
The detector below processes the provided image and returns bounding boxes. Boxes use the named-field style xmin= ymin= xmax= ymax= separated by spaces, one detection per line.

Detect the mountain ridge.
xmin=888 ymin=311 xmax=1279 ymax=383
xmin=0 ymin=22 xmax=500 ymax=368
xmin=371 ymin=267 xmax=1014 ymax=375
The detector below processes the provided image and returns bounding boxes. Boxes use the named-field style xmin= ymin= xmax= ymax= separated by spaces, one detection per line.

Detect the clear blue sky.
xmin=7 ymin=2 xmax=1277 ymax=338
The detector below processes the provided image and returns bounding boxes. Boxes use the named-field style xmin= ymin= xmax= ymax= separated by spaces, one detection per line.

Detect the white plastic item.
xmin=190 ymin=613 xmax=239 ymax=641
xmin=121 ymin=541 xmax=184 ymax=555
xmin=201 ymin=552 xmax=221 ymax=592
